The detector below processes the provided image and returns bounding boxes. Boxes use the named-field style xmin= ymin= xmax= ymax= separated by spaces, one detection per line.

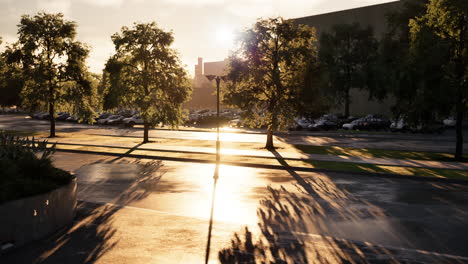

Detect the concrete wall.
xmin=0 ymin=178 xmax=77 ymax=251
xmin=330 ymin=89 xmax=395 ymax=117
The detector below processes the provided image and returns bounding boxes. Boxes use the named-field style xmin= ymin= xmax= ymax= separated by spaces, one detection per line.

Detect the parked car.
xmin=343 ymin=115 xmax=390 ymax=131
xmin=123 ymin=115 xmax=144 ymax=127
xmin=290 ymin=117 xmax=314 ymax=131
xmin=229 ymin=118 xmax=242 ymax=127
xmin=95 ymin=112 xmax=111 ymax=122
xmin=443 ymin=117 xmax=456 ymax=127
xmin=66 ymin=115 xmax=78 ymax=122
xmin=98 ymin=115 xmax=124 ymax=125
xmin=56 ymin=112 xmax=70 ymax=121
xmin=309 ymin=119 xmax=338 ymax=131
xmin=32 ymin=112 xmax=46 ymax=119
xmin=38 ymin=112 xmax=50 ymax=120
xmin=342 ymin=118 xmax=364 ymax=130
xmin=390 ymin=118 xmax=409 ymax=132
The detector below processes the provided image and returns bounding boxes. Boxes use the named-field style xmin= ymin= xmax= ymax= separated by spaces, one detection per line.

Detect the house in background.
xmin=185 ymin=57 xmax=228 ymax=110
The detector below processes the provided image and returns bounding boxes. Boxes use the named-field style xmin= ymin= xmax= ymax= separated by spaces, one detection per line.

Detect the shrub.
xmin=0 ymin=132 xmax=73 ymax=204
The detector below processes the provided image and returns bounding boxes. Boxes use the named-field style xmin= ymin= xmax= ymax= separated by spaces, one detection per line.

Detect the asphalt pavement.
xmin=1 ymin=114 xmax=468 ymax=263
xmin=1 ymin=114 xmax=468 ymax=153
xmin=2 ymin=151 xmax=467 ymax=263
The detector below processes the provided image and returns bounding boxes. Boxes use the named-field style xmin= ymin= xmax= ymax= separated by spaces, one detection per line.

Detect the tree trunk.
xmin=344 ymin=87 xmax=350 ymax=117
xmin=454 ymin=18 xmax=465 ymax=161
xmin=49 ymin=102 xmax=55 ymax=138
xmin=455 ymin=95 xmax=464 ymax=161
xmin=266 ymin=127 xmax=274 ymax=150
xmin=143 ymin=122 xmax=149 ymax=143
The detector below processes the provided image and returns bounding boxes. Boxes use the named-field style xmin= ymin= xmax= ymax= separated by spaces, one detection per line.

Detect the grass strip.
xmin=305 ymin=160 xmax=468 ymax=180
xmin=295 ymin=144 xmax=468 ymax=162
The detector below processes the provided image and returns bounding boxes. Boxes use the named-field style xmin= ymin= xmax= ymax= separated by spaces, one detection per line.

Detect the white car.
xmin=390 ymin=118 xmax=407 ymax=132
xmin=443 ymin=117 xmax=456 ymax=127
xmin=123 ymin=115 xmax=144 ymax=127
xmin=291 ymin=117 xmax=313 ymax=130
xmin=229 ymin=118 xmax=242 ymax=127
xmin=342 ymin=119 xmax=364 ymax=130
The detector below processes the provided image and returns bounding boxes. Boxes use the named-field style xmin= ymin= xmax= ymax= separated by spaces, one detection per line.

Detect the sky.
xmin=0 ymin=0 xmax=396 ymax=76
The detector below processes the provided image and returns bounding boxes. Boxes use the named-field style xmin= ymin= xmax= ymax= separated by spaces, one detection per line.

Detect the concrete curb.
xmin=54 ymin=148 xmax=468 ymax=185
xmin=0 ymin=177 xmax=77 ymax=254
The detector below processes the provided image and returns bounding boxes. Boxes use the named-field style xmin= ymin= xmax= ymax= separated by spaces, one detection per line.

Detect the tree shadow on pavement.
xmin=218 ymin=150 xmax=461 ymax=263
xmin=0 ymin=159 xmax=165 ymax=264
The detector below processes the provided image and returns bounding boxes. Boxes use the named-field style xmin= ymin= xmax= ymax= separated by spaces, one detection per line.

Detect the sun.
xmin=215 ymin=26 xmax=235 ymax=48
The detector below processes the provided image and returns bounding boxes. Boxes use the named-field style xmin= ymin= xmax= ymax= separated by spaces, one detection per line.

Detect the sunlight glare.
xmin=215 ymin=26 xmax=235 ymax=48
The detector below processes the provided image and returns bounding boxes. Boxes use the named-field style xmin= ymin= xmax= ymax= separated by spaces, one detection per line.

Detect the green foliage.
xmin=0 ymin=37 xmax=23 ymax=107
xmin=381 ymin=0 xmax=466 ymax=159
xmin=0 ymin=132 xmax=73 ymax=204
xmin=103 ymin=22 xmax=191 ymax=141
xmin=4 ymin=12 xmax=96 ymax=134
xmin=224 ymin=17 xmax=321 ymax=147
xmin=409 ymin=0 xmax=467 ymax=160
xmin=319 ymin=22 xmax=379 ymax=117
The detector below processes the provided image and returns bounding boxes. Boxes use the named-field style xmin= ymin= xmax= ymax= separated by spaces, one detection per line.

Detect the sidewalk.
xmin=49 ymin=135 xmax=468 ymax=171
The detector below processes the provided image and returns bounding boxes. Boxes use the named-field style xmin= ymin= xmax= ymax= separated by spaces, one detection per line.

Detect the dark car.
xmin=56 ymin=112 xmax=70 ymax=121
xmin=95 ymin=112 xmax=111 ymax=122
xmin=309 ymin=119 xmax=338 ymax=131
xmin=66 ymin=115 xmax=78 ymax=122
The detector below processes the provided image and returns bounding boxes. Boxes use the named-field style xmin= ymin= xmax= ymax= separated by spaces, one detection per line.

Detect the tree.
xmin=319 ymin=23 xmax=379 ymax=117
xmin=0 ymin=37 xmax=23 ymax=108
xmin=409 ymin=0 xmax=467 ymax=160
xmin=7 ymin=12 xmax=94 ymax=137
xmin=224 ymin=17 xmax=321 ymax=150
xmin=104 ymin=22 xmax=191 ymax=143
xmin=380 ymin=0 xmax=432 ymax=118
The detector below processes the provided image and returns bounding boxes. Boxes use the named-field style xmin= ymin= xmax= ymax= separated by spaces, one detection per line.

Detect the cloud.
xmin=36 ymin=0 xmax=71 ymax=14
xmin=161 ymin=0 xmax=224 ymax=6
xmin=80 ymin=0 xmax=124 ymax=7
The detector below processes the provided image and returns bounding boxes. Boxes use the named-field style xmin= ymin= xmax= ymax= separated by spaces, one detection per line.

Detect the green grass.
xmin=305 ymin=159 xmax=468 ymax=180
xmin=295 ymin=144 xmax=467 ymax=162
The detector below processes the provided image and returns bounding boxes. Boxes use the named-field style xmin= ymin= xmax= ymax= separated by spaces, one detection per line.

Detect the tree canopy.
xmin=104 ymin=22 xmax=191 ymax=143
xmin=224 ymin=17 xmax=322 ymax=149
xmin=319 ymin=22 xmax=379 ymax=117
xmin=409 ymin=0 xmax=467 ymax=160
xmin=5 ymin=12 xmax=95 ymax=137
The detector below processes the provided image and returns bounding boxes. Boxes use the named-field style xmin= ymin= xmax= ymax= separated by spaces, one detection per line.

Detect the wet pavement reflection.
xmin=70 ymin=155 xmax=468 ymax=262
xmin=3 ymin=151 xmax=467 ymax=263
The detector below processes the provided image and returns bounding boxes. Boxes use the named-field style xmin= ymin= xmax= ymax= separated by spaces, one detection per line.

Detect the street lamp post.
xmin=204 ymin=74 xmax=226 ymax=264
xmin=205 ymin=75 xmax=226 ymax=172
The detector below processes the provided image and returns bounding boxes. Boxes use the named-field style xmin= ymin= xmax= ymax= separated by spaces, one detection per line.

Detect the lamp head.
xmin=205 ymin=75 xmax=216 ymax=81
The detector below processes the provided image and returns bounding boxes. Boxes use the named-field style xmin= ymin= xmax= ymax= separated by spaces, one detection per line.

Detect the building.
xmin=189 ymin=1 xmax=403 ymax=115
xmin=293 ymin=1 xmax=402 ymax=39
xmin=185 ymin=58 xmax=228 ymax=110
xmin=293 ymin=1 xmax=403 ymax=116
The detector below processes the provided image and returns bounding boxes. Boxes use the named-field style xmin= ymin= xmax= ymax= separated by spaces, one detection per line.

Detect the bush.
xmin=0 ymin=132 xmax=73 ymax=204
